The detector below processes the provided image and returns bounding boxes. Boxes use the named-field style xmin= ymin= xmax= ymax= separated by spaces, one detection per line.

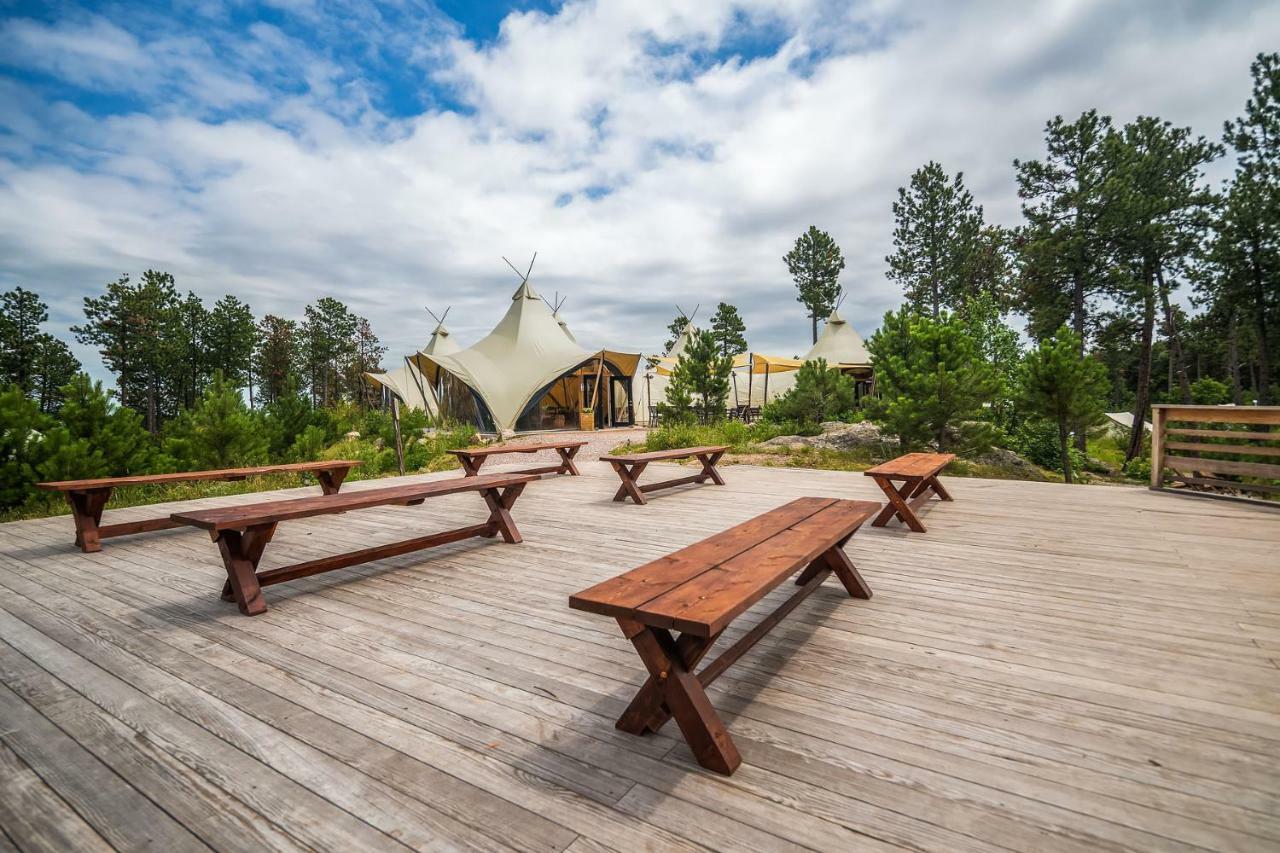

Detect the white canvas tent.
xmin=364 ymin=319 xmax=460 ymax=414
xmin=412 ymin=281 xmax=640 ymax=435
xmin=741 ymin=310 xmax=873 ymax=406
xmin=632 ymin=320 xmax=697 ymax=423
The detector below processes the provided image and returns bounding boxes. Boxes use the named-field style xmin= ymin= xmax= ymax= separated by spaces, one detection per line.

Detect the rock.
xmin=373 ymin=438 xmax=384 ymax=450
xmin=969 ymin=447 xmax=1046 ymax=481
xmin=811 ymin=420 xmax=886 ymax=451
xmin=760 ymin=436 xmax=809 ymax=450
xmin=343 ymin=430 xmax=360 ymax=441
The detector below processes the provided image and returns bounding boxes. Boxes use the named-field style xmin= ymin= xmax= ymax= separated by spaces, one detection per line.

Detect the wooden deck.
xmin=1 ymin=461 xmax=1277 ymax=852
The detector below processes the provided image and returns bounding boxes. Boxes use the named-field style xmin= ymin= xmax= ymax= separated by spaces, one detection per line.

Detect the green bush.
xmin=164 ymin=373 xmax=267 ymax=469
xmin=644 ymin=419 xmax=804 ymax=453
xmin=1190 ymin=377 xmax=1231 ymax=405
xmin=0 ymin=386 xmax=51 ymax=509
xmin=761 ymin=358 xmax=856 ymax=427
xmin=1122 ymin=456 xmax=1151 ymax=481
xmin=1013 ymin=419 xmax=1084 ymax=476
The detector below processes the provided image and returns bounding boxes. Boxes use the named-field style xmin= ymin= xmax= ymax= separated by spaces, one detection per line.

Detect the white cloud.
xmin=1 ymin=0 xmax=1277 ymax=380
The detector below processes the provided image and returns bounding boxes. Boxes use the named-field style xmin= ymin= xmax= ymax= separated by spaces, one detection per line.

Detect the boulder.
xmin=969 ymin=447 xmax=1047 ymax=481
xmin=811 ymin=420 xmax=886 ymax=451
xmin=343 ymin=430 xmax=360 ymax=441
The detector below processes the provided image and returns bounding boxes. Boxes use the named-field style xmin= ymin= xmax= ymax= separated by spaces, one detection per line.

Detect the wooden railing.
xmin=1150 ymin=404 xmax=1280 ymax=503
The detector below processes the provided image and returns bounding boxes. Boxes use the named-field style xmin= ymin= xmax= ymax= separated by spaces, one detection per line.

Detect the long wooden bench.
xmin=569 ymin=496 xmax=878 ymax=774
xmin=599 ymin=445 xmax=728 ymax=505
xmin=449 ymin=439 xmax=587 ymax=478
xmin=37 ymin=461 xmax=361 ymax=553
xmin=863 ymin=451 xmax=955 ymax=532
xmin=171 ymin=472 xmax=536 ymax=616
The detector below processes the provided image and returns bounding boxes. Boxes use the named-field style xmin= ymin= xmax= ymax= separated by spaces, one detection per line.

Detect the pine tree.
xmin=31 ymin=334 xmax=81 ymax=414
xmin=301 ymin=298 xmax=357 ymax=407
xmin=1015 ymin=111 xmax=1114 ymax=345
xmin=173 ymin=290 xmax=209 ymax=410
xmin=1016 ymin=327 xmax=1110 ymax=484
xmin=254 ymin=315 xmax=301 ymax=405
xmin=785 ymin=226 xmax=845 ymax=343
xmin=164 ymin=372 xmax=267 ymax=469
xmin=865 ymin=307 xmax=999 ymax=451
xmin=1103 ymin=117 xmax=1221 ymax=458
xmin=74 ymin=270 xmax=183 ymax=432
xmin=0 ymin=286 xmax=48 ymax=393
xmin=886 ymin=162 xmax=982 ymax=319
xmin=763 ymin=358 xmax=855 ymax=426
xmin=206 ymin=295 xmax=257 ymax=403
xmin=708 ymin=302 xmax=748 ymax=357
xmin=0 ymin=386 xmax=50 ymax=510
xmin=665 ymin=330 xmax=732 ymax=423
xmin=1205 ymin=52 xmax=1280 ymax=404
xmin=663 ymin=312 xmax=691 ymax=353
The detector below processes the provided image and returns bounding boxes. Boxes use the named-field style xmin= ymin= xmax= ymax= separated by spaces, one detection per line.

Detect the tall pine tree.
xmin=784 ymin=226 xmax=845 ymax=343
xmin=708 ymin=302 xmax=748 ymax=357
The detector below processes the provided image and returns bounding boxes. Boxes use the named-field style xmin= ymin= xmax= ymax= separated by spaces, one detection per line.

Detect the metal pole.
xmin=391 ymin=396 xmax=405 ymax=476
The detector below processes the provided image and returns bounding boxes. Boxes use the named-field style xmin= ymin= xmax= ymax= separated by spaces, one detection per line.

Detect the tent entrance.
xmin=581 ymin=374 xmax=634 ymax=428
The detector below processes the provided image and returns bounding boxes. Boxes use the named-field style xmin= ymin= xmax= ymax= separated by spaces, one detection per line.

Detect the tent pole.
xmin=588 ymin=354 xmax=605 ymax=427
xmin=763 ymin=364 xmax=769 ymax=405
xmin=391 ymin=396 xmax=405 ymax=476
xmin=747 ymin=353 xmax=753 ymax=422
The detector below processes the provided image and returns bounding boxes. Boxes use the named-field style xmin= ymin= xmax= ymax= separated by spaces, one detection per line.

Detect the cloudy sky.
xmin=1 ymin=0 xmax=1276 ymax=378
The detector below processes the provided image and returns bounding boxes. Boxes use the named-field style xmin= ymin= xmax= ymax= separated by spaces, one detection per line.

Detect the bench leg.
xmin=870 ymin=476 xmax=927 ymax=533
xmin=611 ymin=461 xmax=648 ymax=504
xmin=617 ymin=619 xmax=741 ymax=775
xmin=695 ymin=452 xmax=726 ymax=486
xmin=215 ymin=523 xmax=276 ymax=616
xmin=66 ymin=488 xmax=112 ymax=553
xmin=316 ymin=466 xmax=350 ymax=495
xmin=481 ymin=484 xmax=526 ymax=543
xmin=616 ymin=628 xmax=718 ymax=736
xmin=458 ymin=454 xmax=484 ymax=477
xmin=925 ymin=475 xmax=953 ymax=501
xmin=557 ymin=446 xmax=582 ymax=476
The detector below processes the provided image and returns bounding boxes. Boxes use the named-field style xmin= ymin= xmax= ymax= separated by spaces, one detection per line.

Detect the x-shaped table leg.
xmin=216 ymin=522 xmax=278 ymax=615
xmin=315 ymin=466 xmax=351 ymax=495
xmin=615 ymin=618 xmax=741 ymax=774
xmin=66 ymin=488 xmax=112 ymax=553
xmin=556 ymin=446 xmax=582 ymax=476
xmin=870 ymin=475 xmax=928 ymax=532
xmin=458 ymin=454 xmax=485 ymax=477
xmin=481 ymin=484 xmax=526 ymax=543
xmin=694 ymin=451 xmax=726 ymax=485
xmin=611 ymin=461 xmax=649 ymax=504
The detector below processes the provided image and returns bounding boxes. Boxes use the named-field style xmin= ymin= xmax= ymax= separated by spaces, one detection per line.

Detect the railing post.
xmin=1149 ymin=405 xmax=1165 ymax=491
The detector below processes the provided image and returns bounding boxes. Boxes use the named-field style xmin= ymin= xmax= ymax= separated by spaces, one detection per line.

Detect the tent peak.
xmin=512 ymin=280 xmax=541 ymax=301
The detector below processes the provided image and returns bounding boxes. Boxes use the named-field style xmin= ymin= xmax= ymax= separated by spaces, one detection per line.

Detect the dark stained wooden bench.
xmin=863 ymin=452 xmax=955 ymax=532
xmin=599 ymin=445 xmax=728 ymax=505
xmin=171 ymin=472 xmax=536 ymax=616
xmin=569 ymin=496 xmax=878 ymax=774
xmin=448 ymin=439 xmax=587 ymax=478
xmin=37 ymin=461 xmax=361 ymax=553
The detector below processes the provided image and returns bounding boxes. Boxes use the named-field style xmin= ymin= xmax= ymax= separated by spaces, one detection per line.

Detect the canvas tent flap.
xmin=363 ymin=362 xmax=436 ymax=413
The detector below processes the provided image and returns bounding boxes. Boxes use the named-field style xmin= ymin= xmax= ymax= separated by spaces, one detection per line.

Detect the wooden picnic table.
xmin=863 ymin=452 xmax=955 ymax=532
xmin=570 ymin=496 xmax=878 ymax=774
xmin=36 ymin=461 xmax=361 ymax=553
xmin=171 ymin=472 xmax=537 ymax=616
xmin=449 ymin=439 xmax=587 ymax=478
xmin=599 ymin=445 xmax=728 ymax=505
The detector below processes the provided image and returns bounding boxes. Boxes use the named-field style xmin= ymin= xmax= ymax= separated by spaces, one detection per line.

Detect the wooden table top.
xmin=170 ymin=472 xmax=537 ymax=531
xmin=37 ymin=460 xmax=364 ymax=491
xmin=599 ymin=445 xmax=729 ymax=464
xmin=570 ymin=496 xmax=878 ymax=636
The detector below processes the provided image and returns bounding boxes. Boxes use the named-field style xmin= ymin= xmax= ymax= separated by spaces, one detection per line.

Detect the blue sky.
xmin=1 ymin=0 xmax=1277 ymax=381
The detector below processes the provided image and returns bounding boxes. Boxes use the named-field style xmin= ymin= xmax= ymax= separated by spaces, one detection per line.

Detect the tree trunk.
xmin=1227 ymin=311 xmax=1240 ymax=402
xmin=1154 ymin=261 xmax=1191 ymax=403
xmin=811 ymin=313 xmax=818 ymax=345
xmin=147 ymin=377 xmax=158 ymax=434
xmin=1252 ymin=238 xmax=1272 ymax=404
xmin=1126 ymin=278 xmax=1155 ymax=463
xmin=1059 ymin=419 xmax=1073 ymax=485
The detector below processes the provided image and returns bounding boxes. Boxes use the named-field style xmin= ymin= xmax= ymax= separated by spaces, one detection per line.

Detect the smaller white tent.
xmin=741 ymin=310 xmax=873 ymax=406
xmin=364 ymin=319 xmax=460 ymax=414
